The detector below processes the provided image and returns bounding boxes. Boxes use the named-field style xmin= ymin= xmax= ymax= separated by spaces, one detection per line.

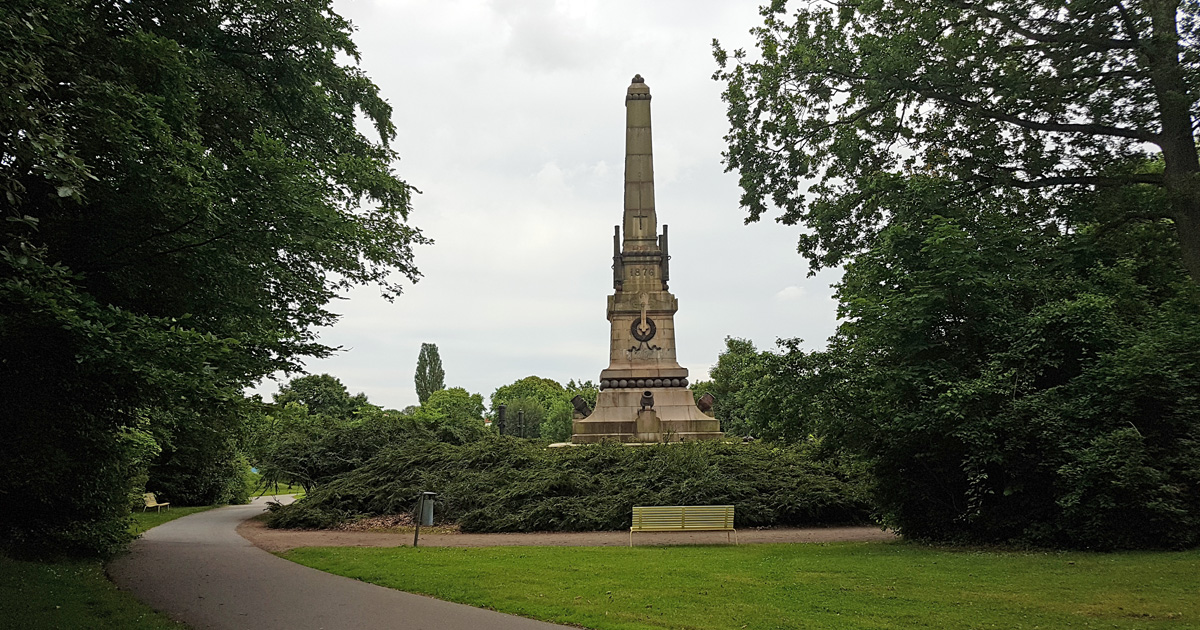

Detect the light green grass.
xmin=0 ymin=555 xmax=183 ymax=629
xmin=284 ymin=542 xmax=1199 ymax=630
xmin=245 ymin=470 xmax=305 ymax=499
xmin=2 ymin=501 xmax=231 ymax=629
xmin=251 ymin=481 xmax=305 ymax=498
xmin=130 ymin=505 xmax=218 ymax=536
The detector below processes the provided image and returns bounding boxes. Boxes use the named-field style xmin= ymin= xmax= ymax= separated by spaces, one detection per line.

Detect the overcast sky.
xmin=251 ymin=0 xmax=842 ymax=410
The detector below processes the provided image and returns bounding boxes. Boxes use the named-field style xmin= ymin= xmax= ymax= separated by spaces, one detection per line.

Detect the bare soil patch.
xmin=238 ymin=516 xmax=896 ymax=553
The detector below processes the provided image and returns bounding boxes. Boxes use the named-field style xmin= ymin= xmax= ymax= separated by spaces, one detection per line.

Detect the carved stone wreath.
xmin=630 ymin=317 xmax=656 ymax=342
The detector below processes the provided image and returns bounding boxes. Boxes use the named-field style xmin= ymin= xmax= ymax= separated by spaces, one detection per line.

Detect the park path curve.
xmin=108 ymin=497 xmax=571 ymax=630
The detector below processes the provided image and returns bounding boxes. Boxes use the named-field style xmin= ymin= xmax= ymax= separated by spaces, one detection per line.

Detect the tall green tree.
xmin=414 ymin=343 xmax=445 ymax=404
xmin=815 ymin=176 xmax=1200 ymax=549
xmin=697 ymin=337 xmax=830 ymax=443
xmin=704 ymin=337 xmax=764 ymax=436
xmin=714 ymin=0 xmax=1200 ymax=280
xmin=274 ymin=374 xmax=369 ymax=419
xmin=415 ymin=387 xmax=489 ymax=443
xmin=1 ymin=0 xmax=425 ymax=555
xmin=421 ymin=387 xmax=485 ymax=424
xmin=538 ymin=379 xmax=599 ymax=442
xmin=490 ymin=376 xmax=567 ymax=438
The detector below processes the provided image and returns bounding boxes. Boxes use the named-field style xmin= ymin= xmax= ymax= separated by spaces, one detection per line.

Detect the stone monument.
xmin=570 ymin=75 xmax=723 ymax=444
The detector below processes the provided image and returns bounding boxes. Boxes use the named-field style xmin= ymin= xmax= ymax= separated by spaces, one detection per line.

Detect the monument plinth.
xmin=571 ymin=75 xmax=723 ymax=444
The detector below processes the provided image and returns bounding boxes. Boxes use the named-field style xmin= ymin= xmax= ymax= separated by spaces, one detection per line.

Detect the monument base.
xmin=571 ymin=388 xmax=722 ymax=443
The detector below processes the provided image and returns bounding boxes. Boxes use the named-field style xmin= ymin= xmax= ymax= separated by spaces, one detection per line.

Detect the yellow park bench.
xmin=142 ymin=493 xmax=170 ymax=512
xmin=629 ymin=505 xmax=737 ymax=546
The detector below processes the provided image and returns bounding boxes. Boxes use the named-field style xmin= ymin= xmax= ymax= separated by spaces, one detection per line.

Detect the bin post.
xmin=413 ymin=492 xmax=437 ymax=547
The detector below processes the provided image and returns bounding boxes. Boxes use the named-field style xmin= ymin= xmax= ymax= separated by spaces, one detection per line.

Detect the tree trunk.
xmin=1146 ymin=0 xmax=1200 ymax=281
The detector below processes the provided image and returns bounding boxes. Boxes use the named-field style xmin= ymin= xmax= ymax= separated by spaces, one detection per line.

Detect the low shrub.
xmin=266 ymin=438 xmax=872 ymax=531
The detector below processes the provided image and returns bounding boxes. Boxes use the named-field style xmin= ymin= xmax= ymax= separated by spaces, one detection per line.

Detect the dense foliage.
xmin=714 ymin=0 xmax=1200 ymax=280
xmin=826 ymin=180 xmax=1200 ymax=549
xmin=266 ymin=438 xmax=871 ymax=532
xmin=693 ymin=338 xmax=826 ymax=443
xmin=1 ymin=0 xmax=423 ymax=555
xmin=708 ymin=175 xmax=1200 ymax=549
xmin=710 ymin=0 xmax=1200 ymax=551
xmin=274 ymin=375 xmax=370 ymax=419
xmin=488 ymin=375 xmax=597 ymax=441
xmin=252 ymin=376 xmax=488 ymax=492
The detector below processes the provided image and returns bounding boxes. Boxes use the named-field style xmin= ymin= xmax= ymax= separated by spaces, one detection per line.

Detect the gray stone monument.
xmin=571 ymin=75 xmax=723 ymax=444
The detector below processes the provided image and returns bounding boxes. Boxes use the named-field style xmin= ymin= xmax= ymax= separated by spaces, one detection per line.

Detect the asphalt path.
xmin=108 ymin=497 xmax=571 ymax=630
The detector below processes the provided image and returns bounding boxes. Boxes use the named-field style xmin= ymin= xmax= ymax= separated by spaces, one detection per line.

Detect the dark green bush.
xmin=266 ymin=438 xmax=872 ymax=531
xmin=256 ymin=407 xmax=488 ymax=492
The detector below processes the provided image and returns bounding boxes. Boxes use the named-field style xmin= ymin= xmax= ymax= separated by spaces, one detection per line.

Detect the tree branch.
xmin=974 ymin=172 xmax=1163 ymax=189
xmin=909 ymin=84 xmax=1158 ymax=143
xmin=949 ymin=0 xmax=1138 ymax=50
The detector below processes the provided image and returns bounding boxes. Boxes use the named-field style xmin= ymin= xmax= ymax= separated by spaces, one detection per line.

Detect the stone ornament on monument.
xmin=570 ymin=75 xmax=723 ymax=444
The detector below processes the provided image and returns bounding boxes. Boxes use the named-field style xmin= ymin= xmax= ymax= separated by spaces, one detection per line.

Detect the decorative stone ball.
xmin=600 ymin=380 xmax=609 ymax=389
xmin=634 ymin=379 xmax=644 ymax=388
xmin=619 ymin=379 xmax=628 ymax=388
xmin=652 ymin=379 xmax=662 ymax=387
xmin=680 ymin=378 xmax=688 ymax=387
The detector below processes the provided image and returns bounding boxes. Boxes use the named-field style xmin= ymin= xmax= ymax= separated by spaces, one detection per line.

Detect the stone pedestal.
xmin=573 ymin=388 xmax=722 ymax=443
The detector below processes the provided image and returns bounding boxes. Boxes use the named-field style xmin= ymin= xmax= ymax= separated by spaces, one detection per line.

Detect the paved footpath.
xmin=108 ymin=497 xmax=571 ymax=630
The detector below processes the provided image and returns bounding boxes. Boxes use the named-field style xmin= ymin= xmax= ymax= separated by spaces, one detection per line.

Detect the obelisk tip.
xmin=627 ymin=74 xmax=650 ymax=101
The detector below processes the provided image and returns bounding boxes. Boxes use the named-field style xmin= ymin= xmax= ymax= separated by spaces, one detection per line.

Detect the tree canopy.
xmin=1 ymin=0 xmax=425 ymax=555
xmin=486 ymin=375 xmax=594 ymax=441
xmin=275 ymin=374 xmax=369 ymax=419
xmin=713 ymin=0 xmax=1200 ymax=280
xmin=713 ymin=173 xmax=1200 ymax=549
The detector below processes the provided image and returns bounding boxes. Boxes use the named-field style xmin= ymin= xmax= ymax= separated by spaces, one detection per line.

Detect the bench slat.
xmin=630 ymin=505 xmax=735 ymax=533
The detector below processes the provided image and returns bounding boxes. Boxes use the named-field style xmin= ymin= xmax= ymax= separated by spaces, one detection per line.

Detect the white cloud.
xmin=775 ymin=285 xmax=806 ymax=301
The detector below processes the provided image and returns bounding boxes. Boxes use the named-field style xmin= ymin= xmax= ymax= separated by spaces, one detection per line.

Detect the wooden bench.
xmin=629 ymin=505 xmax=737 ymax=546
xmin=142 ymin=493 xmax=170 ymax=512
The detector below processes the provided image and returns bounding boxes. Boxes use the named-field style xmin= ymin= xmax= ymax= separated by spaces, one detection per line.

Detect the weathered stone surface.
xmin=571 ymin=75 xmax=721 ymax=444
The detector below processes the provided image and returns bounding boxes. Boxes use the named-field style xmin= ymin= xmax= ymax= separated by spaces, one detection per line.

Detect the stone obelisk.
xmin=571 ymin=75 xmax=722 ymax=443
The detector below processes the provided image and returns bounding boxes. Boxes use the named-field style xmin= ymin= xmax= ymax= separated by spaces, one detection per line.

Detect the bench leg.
xmin=629 ymin=530 xmax=633 ymax=547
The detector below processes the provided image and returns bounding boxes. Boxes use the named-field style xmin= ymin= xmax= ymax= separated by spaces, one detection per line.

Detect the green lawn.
xmin=245 ymin=470 xmax=305 ymax=499
xmin=130 ymin=505 xmax=219 ymax=536
xmin=284 ymin=542 xmax=1200 ymax=630
xmin=0 ymin=555 xmax=183 ymax=629
xmin=0 ymin=505 xmax=220 ymax=629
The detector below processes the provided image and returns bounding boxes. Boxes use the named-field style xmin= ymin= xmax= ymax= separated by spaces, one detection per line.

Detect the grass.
xmin=0 ymin=504 xmax=221 ymax=629
xmin=245 ymin=470 xmax=306 ymax=500
xmin=256 ymin=485 xmax=305 ymax=500
xmin=0 ymin=555 xmax=183 ymax=629
xmin=130 ymin=505 xmax=219 ymax=536
xmin=284 ymin=541 xmax=1200 ymax=630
